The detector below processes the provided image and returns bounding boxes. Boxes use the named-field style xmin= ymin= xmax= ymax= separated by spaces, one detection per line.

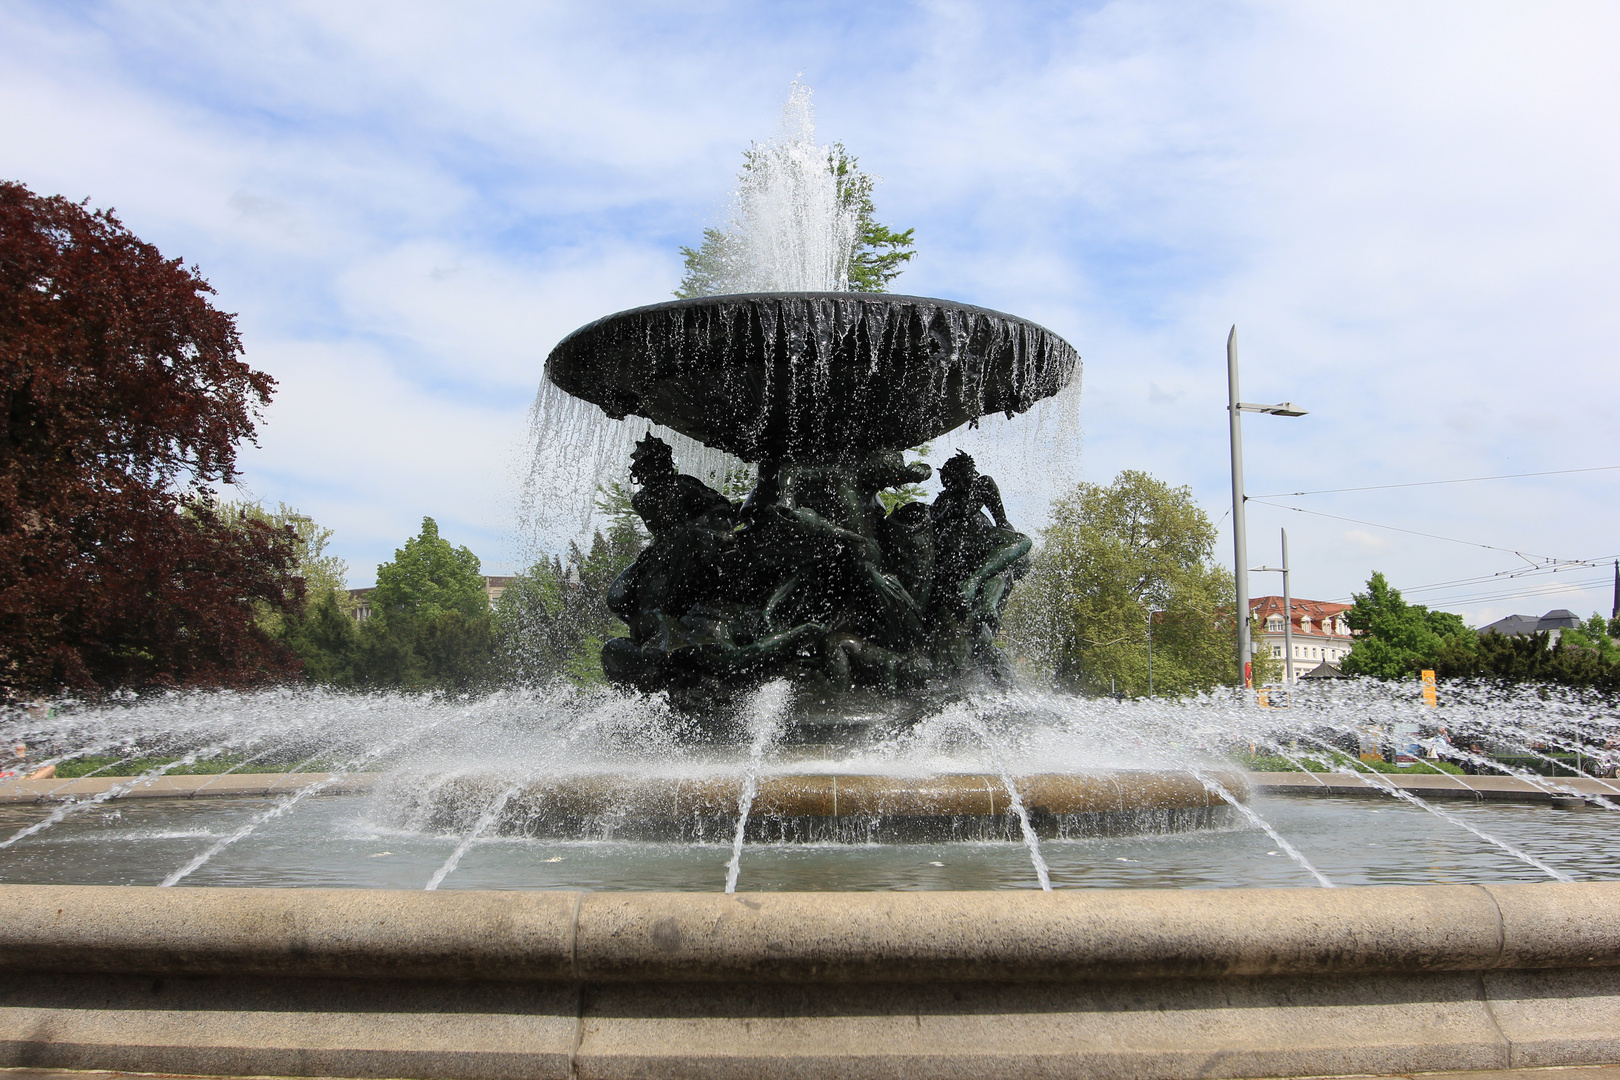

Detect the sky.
xmin=4 ymin=1 xmax=1619 ymax=626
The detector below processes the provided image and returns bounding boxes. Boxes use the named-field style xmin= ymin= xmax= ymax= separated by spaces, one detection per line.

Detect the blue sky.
xmin=5 ymin=1 xmax=1620 ymax=625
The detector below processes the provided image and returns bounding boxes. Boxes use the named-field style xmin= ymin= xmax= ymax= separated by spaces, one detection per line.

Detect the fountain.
xmin=0 ymin=85 xmax=1616 ymax=1079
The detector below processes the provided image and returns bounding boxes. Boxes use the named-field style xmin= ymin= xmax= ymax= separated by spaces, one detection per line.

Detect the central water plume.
xmin=705 ymin=81 xmax=860 ymax=294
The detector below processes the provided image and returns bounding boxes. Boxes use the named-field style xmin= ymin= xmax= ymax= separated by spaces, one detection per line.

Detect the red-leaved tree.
xmin=0 ymin=181 xmax=302 ymax=697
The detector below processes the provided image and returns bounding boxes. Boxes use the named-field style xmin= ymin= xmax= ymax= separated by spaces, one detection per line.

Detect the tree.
xmin=280 ymin=591 xmax=361 ymax=687
xmin=1003 ymin=470 xmax=1256 ymax=696
xmin=494 ymin=483 xmax=651 ymax=686
xmin=343 ymin=517 xmax=494 ymax=691
xmin=372 ymin=517 xmax=488 ymax=620
xmin=1340 ymin=572 xmax=1475 ymax=680
xmin=220 ymin=502 xmax=352 ymax=634
xmin=0 ymin=181 xmax=300 ymax=696
xmin=675 ymin=144 xmax=915 ymax=298
xmin=1558 ymin=613 xmax=1620 ymax=662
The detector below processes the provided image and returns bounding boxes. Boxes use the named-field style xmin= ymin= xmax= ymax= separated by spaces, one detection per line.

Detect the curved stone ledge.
xmin=1 ymin=882 xmax=1615 ymax=984
xmin=2 ymin=883 xmax=1617 ymax=1079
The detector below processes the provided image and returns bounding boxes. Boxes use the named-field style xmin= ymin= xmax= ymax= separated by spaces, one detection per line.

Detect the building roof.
xmin=1478 ymin=609 xmax=1582 ymax=636
xmin=1249 ymin=596 xmax=1354 ymax=638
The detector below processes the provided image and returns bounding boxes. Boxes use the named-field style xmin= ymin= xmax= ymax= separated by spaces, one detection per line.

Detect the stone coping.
xmin=1 ymin=881 xmax=1616 ymax=984
xmin=2 ymin=884 xmax=1617 ymax=1078
xmin=16 ymin=1074 xmax=1620 ymax=1080
xmin=1253 ymin=771 xmax=1620 ymax=804
xmin=6 ymin=769 xmax=1606 ymax=808
xmin=0 ymin=772 xmax=374 ymax=804
xmin=0 ymin=769 xmax=1249 ymax=815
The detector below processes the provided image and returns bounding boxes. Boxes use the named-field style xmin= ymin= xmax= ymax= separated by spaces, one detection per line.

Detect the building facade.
xmin=1250 ymin=595 xmax=1356 ymax=672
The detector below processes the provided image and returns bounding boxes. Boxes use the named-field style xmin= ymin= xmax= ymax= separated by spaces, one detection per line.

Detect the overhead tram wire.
xmin=1250 ymin=464 xmax=1620 ymax=499
xmin=1246 ymin=499 xmax=1573 ymax=564
xmin=1244 ymin=463 xmax=1620 ymax=610
xmin=1328 ymin=578 xmax=1613 ymax=609
xmin=1396 ymin=559 xmax=1620 ymax=599
xmin=1245 ymin=500 xmax=1615 ymax=607
xmin=1396 ymin=576 xmax=1613 ymax=609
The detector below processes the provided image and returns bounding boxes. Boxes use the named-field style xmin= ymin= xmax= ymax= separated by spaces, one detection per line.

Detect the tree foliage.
xmin=1341 ymin=574 xmax=1620 ymax=688
xmin=0 ymin=181 xmax=300 ymax=696
xmin=494 ymin=489 xmax=647 ymax=685
xmin=1003 ymin=470 xmax=1257 ymax=696
xmin=221 ymin=501 xmax=352 ymax=634
xmin=1339 ymin=573 xmax=1473 ymax=680
xmin=373 ymin=517 xmax=488 ymax=621
xmin=675 ymin=144 xmax=914 ymax=298
xmin=278 ymin=516 xmax=495 ymax=692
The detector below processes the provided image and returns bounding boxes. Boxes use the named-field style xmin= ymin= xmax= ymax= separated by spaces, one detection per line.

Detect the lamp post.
xmin=1147 ymin=606 xmax=1165 ymax=698
xmin=1227 ymin=326 xmax=1307 ymax=690
xmin=1252 ymin=527 xmax=1295 ymax=686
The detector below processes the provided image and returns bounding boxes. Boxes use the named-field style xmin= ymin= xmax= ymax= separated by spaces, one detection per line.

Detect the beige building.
xmin=1251 ymin=595 xmax=1356 ymax=670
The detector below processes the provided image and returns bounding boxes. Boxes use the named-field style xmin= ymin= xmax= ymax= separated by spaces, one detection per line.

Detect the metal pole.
xmin=1228 ymin=326 xmax=1251 ymax=688
xmin=1281 ymin=528 xmax=1294 ymax=686
xmin=1147 ymin=611 xmax=1154 ymax=699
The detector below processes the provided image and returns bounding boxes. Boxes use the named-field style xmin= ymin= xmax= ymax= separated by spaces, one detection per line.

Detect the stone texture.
xmin=0 ymin=885 xmax=576 ymax=981
xmin=1250 ymin=771 xmax=1620 ymax=803
xmin=1484 ymin=968 xmax=1620 ymax=1069
xmin=1 ymin=884 xmax=1618 ymax=1079
xmin=573 ymin=973 xmax=1508 ymax=1080
xmin=0 ymin=972 xmax=576 ymax=1080
xmin=545 ymin=293 xmax=1079 ymax=462
xmin=1487 ymin=883 xmax=1620 ymax=969
xmin=0 ymin=773 xmax=378 ymax=804
xmin=573 ymin=886 xmax=1511 ymax=984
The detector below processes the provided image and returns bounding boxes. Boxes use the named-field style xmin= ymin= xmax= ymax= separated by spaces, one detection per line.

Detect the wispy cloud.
xmin=4 ymin=1 xmax=1618 ymax=621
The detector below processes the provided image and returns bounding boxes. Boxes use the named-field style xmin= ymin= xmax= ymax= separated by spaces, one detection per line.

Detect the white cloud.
xmin=4 ymin=0 xmax=1619 ymax=622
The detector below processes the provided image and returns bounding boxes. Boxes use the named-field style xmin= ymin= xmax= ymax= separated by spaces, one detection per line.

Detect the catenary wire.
xmin=1250 ymin=464 xmax=1620 ymax=499
xmin=1247 ymin=499 xmax=1569 ymax=563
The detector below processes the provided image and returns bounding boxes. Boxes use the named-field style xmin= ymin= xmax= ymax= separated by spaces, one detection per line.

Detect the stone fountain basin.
xmin=384 ymin=769 xmax=1247 ymax=844
xmin=544 ymin=292 xmax=1079 ymax=461
xmin=1 ymin=881 xmax=1616 ymax=1079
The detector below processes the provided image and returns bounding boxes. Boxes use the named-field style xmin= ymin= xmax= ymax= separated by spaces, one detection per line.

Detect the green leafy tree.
xmin=290 ymin=516 xmax=497 ymax=692
xmin=218 ymin=502 xmax=352 ymax=634
xmin=493 ymin=486 xmax=649 ymax=686
xmin=1559 ymin=613 xmax=1620 ymax=661
xmin=876 ymin=444 xmax=931 ymax=514
xmin=1340 ymin=572 xmax=1476 ymax=680
xmin=1003 ymin=470 xmax=1262 ymax=696
xmin=675 ymin=144 xmax=914 ymax=298
xmin=280 ymin=591 xmax=361 ymax=686
xmin=372 ymin=517 xmax=488 ymax=620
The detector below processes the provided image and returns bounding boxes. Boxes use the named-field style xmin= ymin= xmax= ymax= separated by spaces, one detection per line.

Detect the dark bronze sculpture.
xmin=548 ymin=293 xmax=1078 ymax=706
xmin=600 ymin=436 xmax=1030 ymax=698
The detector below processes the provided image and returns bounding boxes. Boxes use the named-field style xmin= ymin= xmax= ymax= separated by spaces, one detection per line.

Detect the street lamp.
xmin=1146 ymin=606 xmax=1165 ymax=699
xmin=1227 ymin=326 xmax=1307 ymax=690
xmin=1251 ymin=527 xmax=1295 ymax=686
